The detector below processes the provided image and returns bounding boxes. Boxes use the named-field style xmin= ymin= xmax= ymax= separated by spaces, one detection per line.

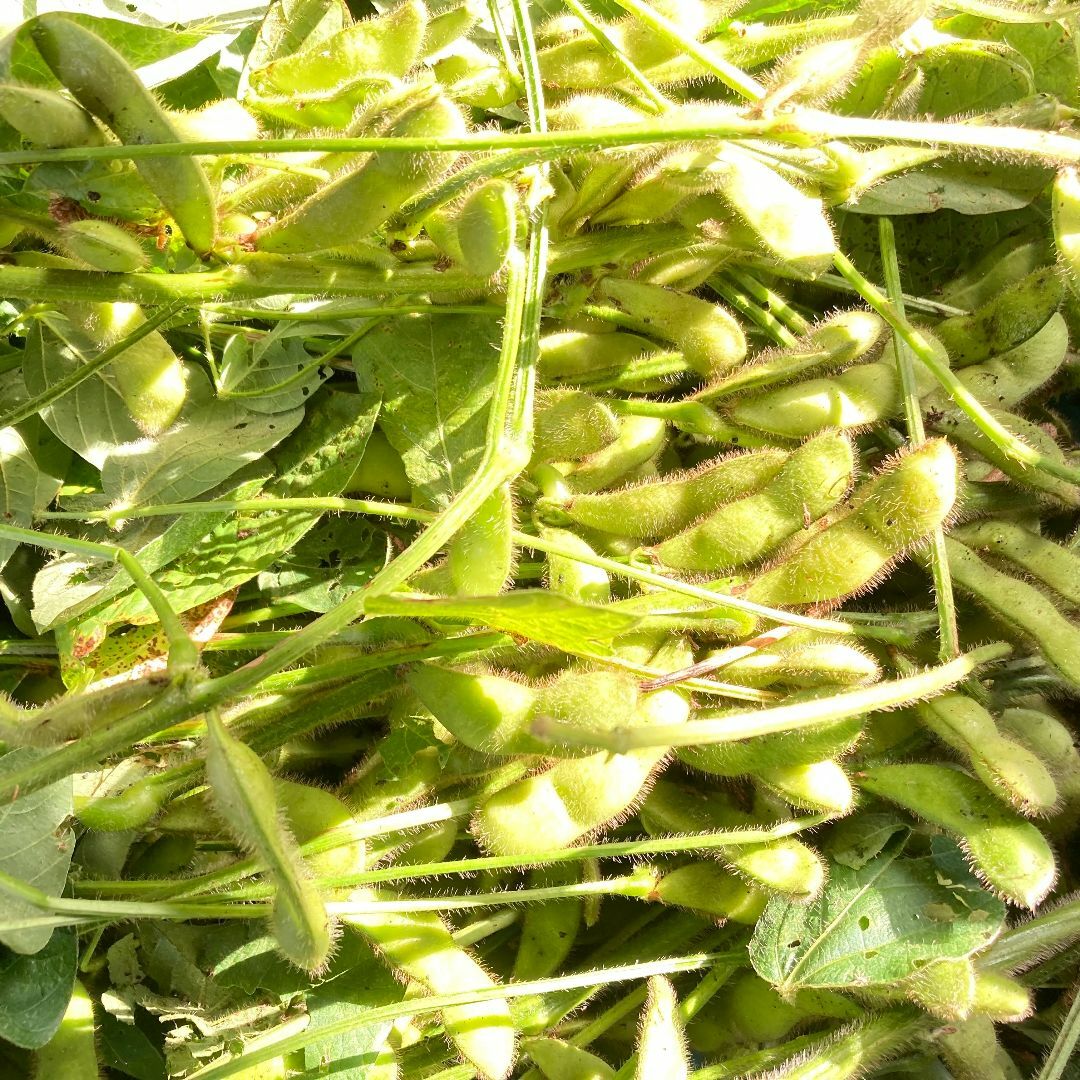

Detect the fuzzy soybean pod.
xmin=933 ymin=267 xmax=1064 ymax=368
xmin=653 ymin=862 xmax=766 ymax=924
xmin=474 ymin=646 xmax=691 ymax=856
xmin=513 ymin=864 xmax=583 ymax=981
xmin=654 ymin=430 xmax=854 ymax=572
xmin=0 ymin=83 xmax=103 ymax=147
xmin=697 ymin=310 xmax=886 ymax=403
xmin=533 ymin=389 xmax=620 ymax=462
xmin=566 ymin=415 xmax=668 ymax=494
xmin=543 ymin=527 xmax=611 ymax=605
xmin=944 ymin=536 xmax=1080 ymax=688
xmin=526 ymin=1037 xmax=616 ymax=1080
xmin=448 ymin=482 xmax=514 ymax=596
xmin=32 ymin=14 xmax=216 ymax=254
xmin=1052 ymin=167 xmax=1080 ymax=281
xmin=951 ymin=520 xmax=1080 ymax=607
xmin=746 ymin=438 xmax=959 ymax=608
xmin=916 ymin=694 xmax=1058 ymax=816
xmin=257 ymin=92 xmax=466 ymax=253
xmin=64 ymin=302 xmax=186 ymax=437
xmin=341 ymin=896 xmax=515 ymax=1080
xmin=276 ymin=779 xmax=367 ymax=881
xmin=58 ymin=219 xmax=147 ymax=273
xmin=856 ymin=763 xmax=1057 ymax=908
xmin=561 ymin=446 xmax=788 ymax=541
xmin=430 ymin=179 xmax=518 ymax=278
xmin=538 ymin=329 xmax=661 ymax=380
xmin=597 ymin=277 xmax=747 ymax=378
xmin=32 ymin=979 xmax=98 ymax=1080
xmin=706 ymin=144 xmax=837 ymax=272
xmin=999 ymin=705 xmax=1080 ymax=811
xmin=755 ymin=760 xmax=855 ymax=816
xmin=701 ymin=632 xmax=880 ymax=690
xmin=635 ymin=976 xmax=690 ymax=1080
xmin=205 ymin=712 xmax=333 ymax=971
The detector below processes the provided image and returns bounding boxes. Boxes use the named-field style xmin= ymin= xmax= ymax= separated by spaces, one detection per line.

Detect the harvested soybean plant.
xmin=0 ymin=0 xmax=1077 ymax=1077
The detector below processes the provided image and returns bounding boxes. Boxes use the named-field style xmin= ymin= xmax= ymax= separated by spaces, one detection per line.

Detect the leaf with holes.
xmin=749 ymin=836 xmax=1006 ymax=993
xmin=218 ymin=326 xmax=330 ymax=415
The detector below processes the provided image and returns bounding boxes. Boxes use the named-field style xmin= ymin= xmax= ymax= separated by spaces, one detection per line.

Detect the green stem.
xmin=0 ymin=299 xmax=187 ymax=430
xmin=1038 ymin=978 xmax=1080 ymax=1080
xmin=537 ymin=643 xmax=1011 ymax=751
xmin=833 ymin=252 xmax=1080 ymax=486
xmin=726 ymin=270 xmax=810 ymax=335
xmin=708 ymin=276 xmax=798 ymax=346
xmin=877 ymin=218 xmax=959 ymax=660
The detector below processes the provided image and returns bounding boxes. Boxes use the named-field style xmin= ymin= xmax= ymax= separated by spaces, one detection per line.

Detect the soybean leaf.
xmin=98 ymin=1010 xmax=167 ymax=1080
xmin=916 ymin=40 xmax=1033 ymax=118
xmin=0 ymin=930 xmax=76 ymax=1049
xmin=0 ymin=750 xmax=74 ymax=956
xmin=365 ymin=591 xmax=641 ymax=655
xmin=74 ymin=389 xmax=378 ymax=628
xmin=102 ymin=398 xmax=304 ymax=510
xmin=749 ymin=837 xmax=1006 ymax=993
xmin=358 ymin=314 xmax=500 ymax=509
xmin=218 ymin=326 xmax=330 ymax=415
xmin=0 ymin=425 xmax=66 ymax=574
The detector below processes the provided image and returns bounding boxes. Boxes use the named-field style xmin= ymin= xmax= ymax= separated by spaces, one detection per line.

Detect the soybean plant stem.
xmin=877 ymin=218 xmax=959 ymax=659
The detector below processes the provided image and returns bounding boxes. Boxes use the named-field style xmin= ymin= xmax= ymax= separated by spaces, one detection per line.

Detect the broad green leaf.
xmin=0 ymin=425 xmax=66 ymax=574
xmin=218 ymin=326 xmax=329 ymax=415
xmin=23 ymin=322 xmax=147 ymax=469
xmin=366 ymin=591 xmax=641 ymax=655
xmin=31 ymin=466 xmax=268 ymax=634
xmin=98 ymin=1009 xmax=167 ymax=1080
xmin=0 ymin=930 xmax=76 ymax=1049
xmin=358 ymin=314 xmax=500 ymax=509
xmin=749 ymin=837 xmax=1006 ymax=993
xmin=0 ymin=751 xmax=74 ymax=956
xmin=77 ymin=390 xmax=377 ymax=627
xmin=916 ymin=40 xmax=1033 ymax=118
xmin=25 ymin=163 xmax=161 ymax=225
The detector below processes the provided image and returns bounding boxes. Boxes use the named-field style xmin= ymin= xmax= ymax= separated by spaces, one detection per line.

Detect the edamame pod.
xmin=561 ymin=446 xmax=788 ymax=540
xmin=654 ymin=430 xmax=854 ymax=571
xmin=698 ymin=633 xmax=879 ymax=690
xmin=0 ymin=83 xmax=103 ymax=147
xmin=636 ymin=976 xmax=690 ymax=1080
xmin=58 ymin=219 xmax=147 ymax=273
xmin=566 ymin=415 xmax=668 ymax=494
xmin=533 ymin=389 xmax=620 ymax=462
xmin=258 ymin=92 xmax=466 ymax=253
xmin=513 ymin=865 xmax=582 ymax=981
xmin=448 ymin=482 xmax=514 ymax=596
xmin=653 ymin=862 xmax=766 ymax=924
xmin=543 ymin=527 xmax=611 ymax=605
xmin=857 ymin=763 xmax=1056 ymax=908
xmin=1052 ymin=166 xmax=1080 ymax=281
xmin=746 ymin=439 xmax=959 ymax=608
xmin=32 ymin=14 xmax=216 ymax=253
xmin=526 ymin=1037 xmax=615 ymax=1080
xmin=538 ymin=329 xmax=660 ymax=379
xmin=432 ymin=178 xmax=517 ymax=277
xmin=276 ymin=779 xmax=367 ymax=880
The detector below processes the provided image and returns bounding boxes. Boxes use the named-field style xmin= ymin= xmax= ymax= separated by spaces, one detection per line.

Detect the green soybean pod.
xmin=902 ymin=956 xmax=976 ymax=1021
xmin=998 ymin=705 xmax=1080 ymax=810
xmin=635 ymin=976 xmax=689 ymax=1080
xmin=526 ymin=1037 xmax=616 ymax=1080
xmin=940 ymin=231 xmax=1053 ymax=312
xmin=654 ymin=430 xmax=854 ymax=571
xmin=934 ymin=267 xmax=1064 ymax=368
xmin=205 ymin=712 xmax=332 ymax=971
xmin=1052 ymin=166 xmax=1080 ymax=281
xmin=258 ymin=93 xmax=466 ymax=253
xmin=58 ymin=219 xmax=147 ymax=273
xmin=952 ymin=519 xmax=1080 ymax=607
xmin=341 ymin=895 xmax=515 ymax=1080
xmin=32 ymin=979 xmax=98 ymax=1080
xmin=606 ymin=579 xmax=759 ymax=641
xmin=746 ymin=438 xmax=959 ymax=608
xmin=971 ymin=969 xmax=1032 ymax=1022
xmin=276 ymin=779 xmax=367 ymax=881
xmin=456 ymin=179 xmax=517 ymax=278
xmin=448 ymin=482 xmax=514 ymax=596
xmin=857 ymin=763 xmax=1057 ymax=908
xmin=538 ymin=329 xmax=660 ymax=380
xmin=345 ymin=428 xmax=412 ymax=499
xmin=65 ymin=302 xmax=186 ymax=437
xmin=709 ymin=144 xmax=837 ymax=272
xmin=533 ymin=389 xmax=620 ymax=463
xmin=938 ymin=1015 xmax=1012 ymax=1080
xmin=598 ymin=277 xmax=747 ymax=378
xmin=653 ymin=862 xmax=766 ymax=924
xmin=757 ymin=759 xmax=855 ymax=815
xmin=917 ymin=694 xmax=1058 ymax=816
xmin=31 ymin=14 xmax=215 ymax=254
xmin=513 ymin=864 xmax=583 ymax=981
xmin=703 ymin=633 xmax=880 ymax=690
xmin=697 ymin=310 xmax=886 ymax=402
xmin=944 ymin=537 xmax=1080 ymax=688
xmin=566 ymin=415 xmax=668 ymax=494
xmin=561 ymin=446 xmax=788 ymax=541
xmin=0 ymin=83 xmax=103 ymax=147
xmin=543 ymin=527 xmax=611 ymax=605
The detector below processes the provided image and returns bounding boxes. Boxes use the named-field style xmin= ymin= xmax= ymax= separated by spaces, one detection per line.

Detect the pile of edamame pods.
xmin=0 ymin=2 xmax=1078 ymax=1078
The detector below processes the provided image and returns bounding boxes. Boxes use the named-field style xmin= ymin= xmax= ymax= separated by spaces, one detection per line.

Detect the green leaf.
xmin=102 ymin=398 xmax=304 ymax=511
xmin=76 ymin=390 xmax=377 ymax=627
xmin=0 ymin=751 xmax=75 ymax=956
xmin=365 ymin=591 xmax=641 ymax=656
xmin=0 ymin=425 xmax=66 ymax=574
xmin=23 ymin=322 xmax=146 ymax=469
xmin=0 ymin=930 xmax=76 ymax=1050
xmin=358 ymin=314 xmax=500 ymax=509
xmin=749 ymin=837 xmax=1006 ymax=993
xmin=218 ymin=326 xmax=330 ymax=415
xmin=916 ymin=40 xmax=1033 ymax=118
xmin=98 ymin=1009 xmax=166 ymax=1080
